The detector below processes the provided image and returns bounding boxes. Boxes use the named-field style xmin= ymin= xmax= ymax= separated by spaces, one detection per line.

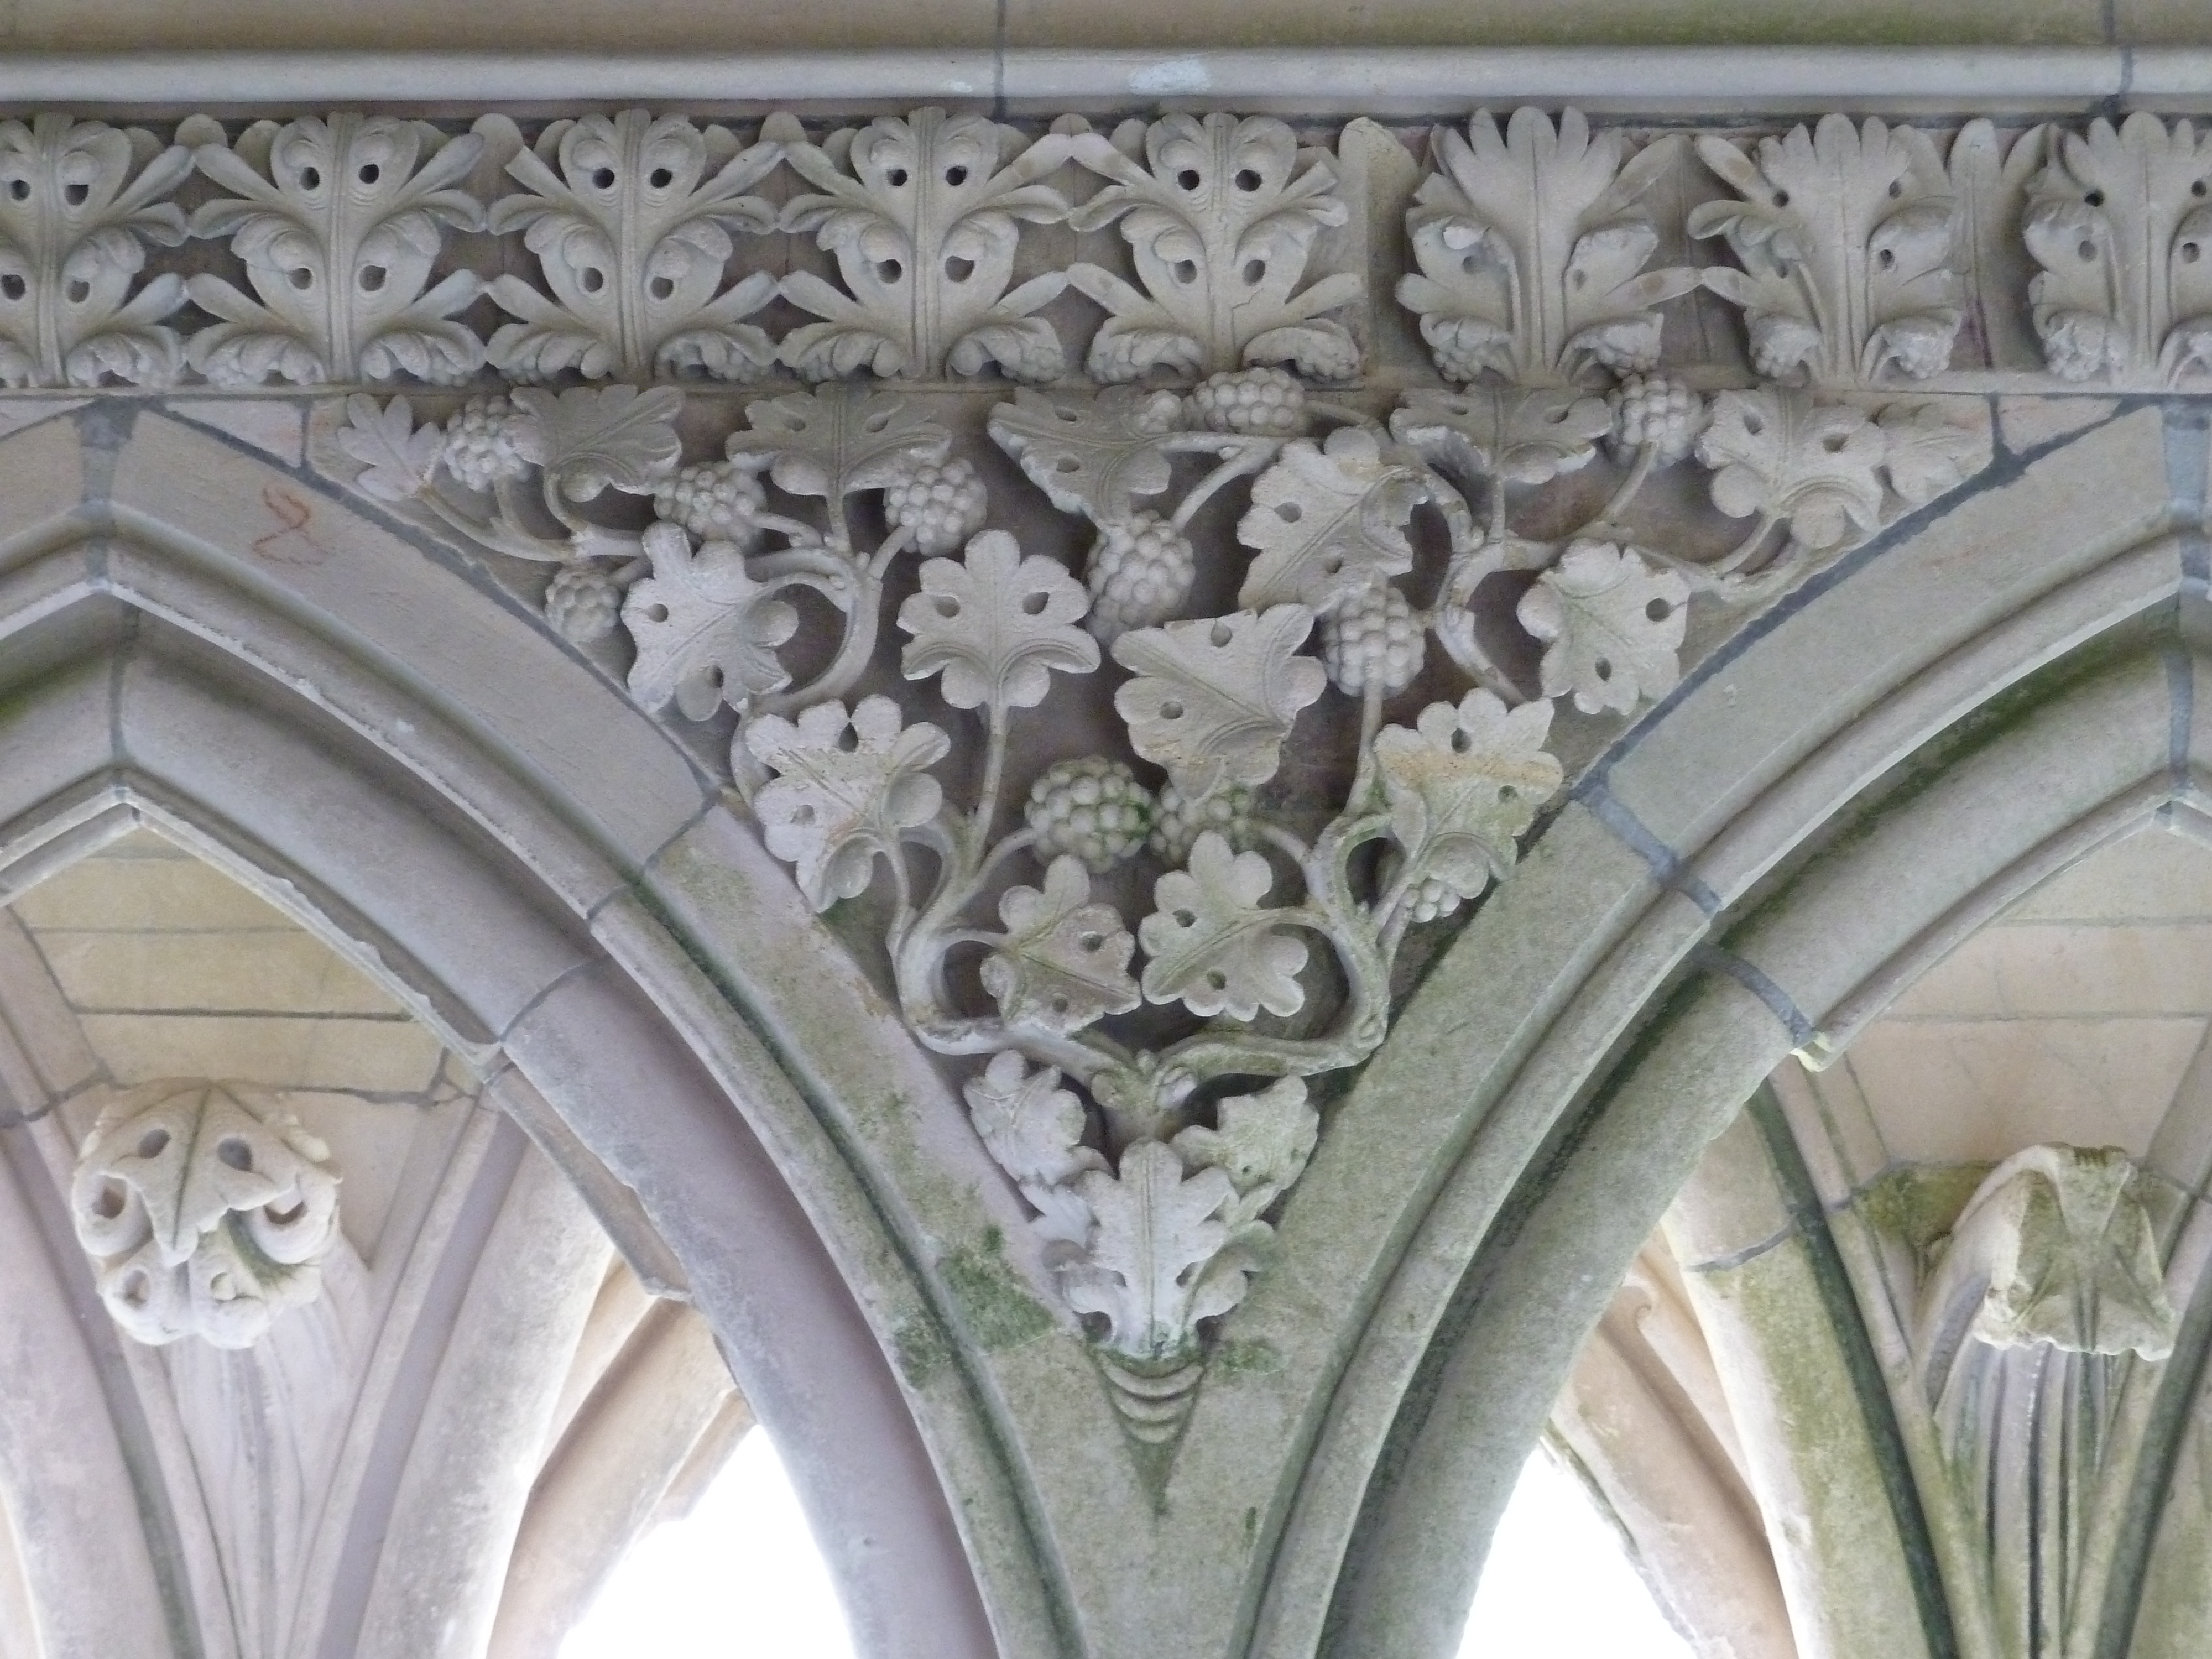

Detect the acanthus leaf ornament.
xmin=0 ymin=116 xmax=193 ymax=388
xmin=486 ymin=109 xmax=781 ymax=382
xmin=185 ymin=114 xmax=487 ymax=385
xmin=779 ymin=108 xmax=1074 ymax=382
xmin=1691 ymin=114 xmax=1963 ymax=383
xmin=1396 ymin=107 xmax=1698 ymax=385
xmin=1067 ymin=113 xmax=1364 ymax=383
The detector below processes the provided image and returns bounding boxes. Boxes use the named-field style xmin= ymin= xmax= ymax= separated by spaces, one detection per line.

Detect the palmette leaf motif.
xmin=1138 ymin=833 xmax=1311 ymax=1021
xmin=623 ymin=522 xmax=800 ymax=720
xmin=987 ymin=387 xmax=1183 ymax=524
xmin=1375 ymin=691 xmax=1562 ymax=901
xmin=487 ymin=109 xmax=781 ymax=382
xmin=1061 ymin=1140 xmax=1240 ymax=1360
xmin=336 ymin=393 xmax=442 ymax=502
xmin=1112 ymin=607 xmax=1328 ymax=800
xmin=186 ymin=114 xmax=486 ymax=385
xmin=780 ymin=108 xmax=1073 ymax=382
xmin=2022 ymin=114 xmax=2212 ymax=384
xmin=1067 ymin=113 xmax=1364 ymax=382
xmin=1697 ymin=389 xmax=1887 ymax=552
xmin=1515 ymin=540 xmax=1689 ymax=715
xmin=0 ymin=117 xmax=191 ymax=388
xmin=1396 ymin=107 xmax=1697 ymax=385
xmin=981 ymin=857 xmax=1141 ymax=1036
xmin=1171 ymin=1077 xmax=1317 ymax=1230
xmin=510 ymin=383 xmax=685 ymax=500
xmin=1237 ymin=427 xmax=1425 ymax=614
xmin=746 ymin=696 xmax=949 ymax=911
xmin=733 ymin=384 xmax=949 ymax=509
xmin=898 ymin=531 xmax=1099 ymax=713
xmin=1389 ymin=384 xmax=1613 ymax=486
xmin=1691 ymin=115 xmax=1961 ymax=383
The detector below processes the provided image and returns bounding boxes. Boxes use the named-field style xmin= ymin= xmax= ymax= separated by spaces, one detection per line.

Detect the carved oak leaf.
xmin=988 ymin=387 xmax=1182 ymax=524
xmin=898 ymin=531 xmax=1099 ymax=713
xmin=1877 ymin=403 xmax=1987 ymax=507
xmin=1068 ymin=113 xmax=1363 ymax=381
xmin=1515 ymin=539 xmax=1689 ymax=715
xmin=1237 ymin=427 xmax=1423 ymax=614
xmin=962 ymin=1050 xmax=1107 ymax=1194
xmin=1375 ymin=690 xmax=1562 ymax=902
xmin=1396 ymin=108 xmax=1697 ymax=385
xmin=1389 ymin=384 xmax=1612 ymax=486
xmin=186 ymin=115 xmax=486 ymax=385
xmin=623 ymin=523 xmax=799 ymax=719
xmin=1061 ymin=1140 xmax=1239 ymax=1359
xmin=746 ymin=695 xmax=948 ymax=911
xmin=336 ymin=393 xmax=442 ymax=502
xmin=1696 ymin=389 xmax=1885 ymax=553
xmin=487 ymin=109 xmax=781 ymax=382
xmin=0 ymin=117 xmax=192 ymax=389
xmin=1112 ymin=607 xmax=1328 ymax=800
xmin=980 ymin=856 xmax=1141 ymax=1037
xmin=733 ymin=384 xmax=949 ymax=508
xmin=1171 ymin=1076 xmax=1317 ymax=1230
xmin=1138 ymin=832 xmax=1311 ymax=1021
xmin=509 ymin=384 xmax=684 ymax=502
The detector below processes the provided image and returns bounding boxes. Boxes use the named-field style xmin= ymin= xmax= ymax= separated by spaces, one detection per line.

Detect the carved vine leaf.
xmin=1068 ymin=113 xmax=1363 ymax=382
xmin=508 ymin=383 xmax=685 ymax=501
xmin=1374 ymin=690 xmax=1562 ymax=902
xmin=336 ymin=393 xmax=444 ymax=501
xmin=1515 ymin=539 xmax=1689 ymax=714
xmin=487 ymin=109 xmax=781 ymax=382
xmin=1396 ymin=107 xmax=1697 ymax=385
xmin=1061 ymin=1140 xmax=1240 ymax=1360
xmin=898 ymin=530 xmax=1099 ymax=713
xmin=746 ymin=695 xmax=949 ymax=910
xmin=0 ymin=117 xmax=192 ymax=388
xmin=622 ymin=522 xmax=800 ymax=719
xmin=1138 ymin=833 xmax=1311 ymax=1021
xmin=734 ymin=384 xmax=949 ymax=510
xmin=987 ymin=387 xmax=1183 ymax=524
xmin=2023 ymin=113 xmax=2212 ymax=384
xmin=1171 ymin=1076 xmax=1317 ymax=1231
xmin=1695 ymin=388 xmax=1886 ymax=552
xmin=1112 ymin=606 xmax=1328 ymax=800
xmin=962 ymin=1052 xmax=1108 ymax=1250
xmin=1389 ymin=383 xmax=1613 ymax=486
xmin=1237 ymin=427 xmax=1424 ymax=614
xmin=1877 ymin=403 xmax=1985 ymax=507
xmin=186 ymin=115 xmax=486 ymax=385
xmin=980 ymin=856 xmax=1142 ymax=1037
xmin=1692 ymin=114 xmax=1961 ymax=384
xmin=780 ymin=108 xmax=1073 ymax=382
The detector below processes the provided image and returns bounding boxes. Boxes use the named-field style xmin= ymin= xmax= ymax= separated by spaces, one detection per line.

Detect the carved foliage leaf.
xmin=1171 ymin=1076 xmax=1317 ymax=1231
xmin=509 ymin=383 xmax=685 ymax=500
xmin=1138 ymin=833 xmax=1310 ymax=1021
xmin=987 ymin=387 xmax=1182 ymax=524
xmin=1374 ymin=690 xmax=1562 ymax=900
xmin=1112 ymin=606 xmax=1328 ymax=800
xmin=1877 ymin=402 xmax=1986 ymax=506
xmin=335 ymin=393 xmax=443 ymax=501
xmin=1397 ymin=107 xmax=1697 ymax=384
xmin=898 ymin=530 xmax=1099 ymax=712
xmin=962 ymin=1051 xmax=1107 ymax=1217
xmin=781 ymin=109 xmax=1072 ymax=381
xmin=1069 ymin=113 xmax=1363 ymax=380
xmin=1237 ymin=427 xmax=1423 ymax=614
xmin=1389 ymin=383 xmax=1613 ymax=486
xmin=734 ymin=384 xmax=949 ymax=508
xmin=0 ymin=116 xmax=191 ymax=388
xmin=487 ymin=110 xmax=780 ymax=382
xmin=980 ymin=856 xmax=1141 ymax=1036
xmin=1515 ymin=539 xmax=1689 ymax=714
xmin=2023 ymin=113 xmax=2212 ymax=383
xmin=1695 ymin=389 xmax=1886 ymax=552
xmin=747 ymin=695 xmax=948 ymax=910
xmin=1061 ymin=1140 xmax=1238 ymax=1359
xmin=187 ymin=116 xmax=486 ymax=385
xmin=1947 ymin=120 xmax=2048 ymax=370
xmin=1692 ymin=114 xmax=1960 ymax=383
xmin=623 ymin=522 xmax=800 ymax=719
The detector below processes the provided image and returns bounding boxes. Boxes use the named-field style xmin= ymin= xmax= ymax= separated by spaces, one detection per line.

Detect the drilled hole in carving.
xmin=1050 ymin=995 xmax=1070 ymax=1016
xmin=1209 ymin=622 xmax=1233 ymax=646
xmin=876 ymin=258 xmax=904 ymax=284
xmin=265 ymin=1198 xmax=306 ymax=1226
xmin=2079 ymin=240 xmax=2097 ymax=262
xmin=791 ymin=804 xmax=817 ymax=825
xmin=2197 ymin=180 xmax=2210 ymax=199
xmin=1205 ymin=970 xmax=1228 ymax=991
xmin=120 ymin=1270 xmax=149 ymax=1307
xmin=591 ymin=166 xmax=616 ymax=190
xmin=945 ymin=254 xmax=976 ymax=284
xmin=933 ymin=596 xmax=961 ymax=618
xmin=2086 ymin=189 xmax=2106 ymax=207
xmin=1022 ymin=591 xmax=1048 ymax=615
xmin=1160 ymin=700 xmax=1186 ymax=721
xmin=6 ymin=179 xmax=25 ymax=201
xmin=0 ymin=274 xmax=24 ymax=301
xmin=359 ymin=264 xmax=387 ymax=293
xmin=1888 ymin=179 xmax=1903 ymax=198
xmin=1822 ymin=434 xmax=1846 ymax=453
xmin=945 ymin=165 xmax=968 ymax=186
xmin=864 ymin=410 xmax=891 ymax=432
xmin=1462 ymin=256 xmax=1481 ymax=275
xmin=1594 ymin=657 xmax=1614 ymax=682
xmin=1321 ymin=554 xmax=1342 ymax=574
xmin=643 ymin=603 xmax=670 ymax=623
xmin=1173 ymin=908 xmax=1197 ymax=927
xmin=217 ymin=1137 xmax=253 ymax=1172
xmin=91 ymin=1180 xmax=126 ymax=1220
xmin=1234 ymin=168 xmax=1261 ymax=191
xmin=1055 ymin=408 xmax=1081 ymax=424
xmin=649 ymin=275 xmax=675 ymax=299
xmin=1500 ymin=784 xmax=1519 ymax=801
xmin=1646 ymin=598 xmax=1672 ymax=622
xmin=1449 ymin=729 xmax=1471 ymax=754
xmin=357 ymin=162 xmax=380 ymax=185
xmin=207 ymin=1270 xmax=237 ymax=1301
xmin=1079 ymin=932 xmax=1105 ymax=952
xmin=1571 ymin=268 xmax=1588 ymax=289
xmin=887 ymin=168 xmax=909 ymax=187
xmin=1053 ymin=456 xmax=1081 ymax=472
xmin=288 ymin=266 xmax=314 ymax=290
xmin=1275 ymin=502 xmax=1302 ymax=523
xmin=138 ymin=1129 xmax=170 ymax=1159
xmin=1772 ymin=189 xmax=1789 ymax=207
xmin=580 ymin=267 xmax=606 ymax=292
xmin=1172 ymin=259 xmax=1198 ymax=285
xmin=2189 ymin=244 xmax=2205 ymax=265
xmin=61 ymin=182 xmax=86 ymax=206
xmin=649 ymin=166 xmax=674 ymax=189
xmin=1877 ymin=248 xmax=1895 ymax=270
xmin=300 ymin=166 xmax=322 ymax=190
xmin=1741 ymin=411 xmax=1765 ymax=436
xmin=1241 ymin=258 xmax=1265 ymax=285
xmin=64 ymin=279 xmax=87 ymax=303
xmin=1176 ymin=168 xmax=1201 ymax=191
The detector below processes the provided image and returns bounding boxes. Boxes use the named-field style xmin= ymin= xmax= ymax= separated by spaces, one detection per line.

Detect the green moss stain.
xmin=941 ymin=1226 xmax=1055 ymax=1351
xmin=1213 ymin=1338 xmax=1284 ymax=1378
xmin=893 ymin=1310 xmax=952 ymax=1390
xmin=1857 ymin=1162 xmax=1994 ymax=1272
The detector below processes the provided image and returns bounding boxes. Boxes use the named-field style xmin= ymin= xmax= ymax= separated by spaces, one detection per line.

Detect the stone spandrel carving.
xmin=71 ymin=1079 xmax=342 ymax=1350
xmin=484 ymin=109 xmax=781 ymax=383
xmin=0 ymin=116 xmax=193 ymax=389
xmin=182 ymin=114 xmax=488 ymax=386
